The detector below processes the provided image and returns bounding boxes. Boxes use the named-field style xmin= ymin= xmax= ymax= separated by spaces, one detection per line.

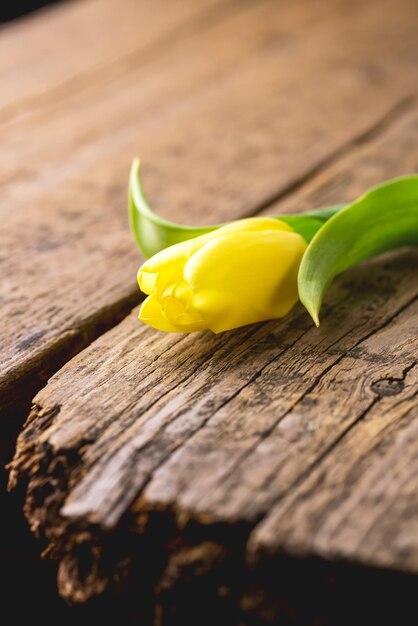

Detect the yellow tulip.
xmin=137 ymin=217 xmax=307 ymax=333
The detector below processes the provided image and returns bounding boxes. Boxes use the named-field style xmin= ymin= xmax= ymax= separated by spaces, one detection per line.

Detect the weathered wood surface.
xmin=2 ymin=0 xmax=417 ymax=417
xmin=0 ymin=0 xmax=224 ymax=123
xmin=10 ymin=106 xmax=418 ymax=620
xmin=3 ymin=0 xmax=418 ymax=623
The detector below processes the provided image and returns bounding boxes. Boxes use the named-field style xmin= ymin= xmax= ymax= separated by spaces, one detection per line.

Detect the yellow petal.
xmin=139 ymin=296 xmax=185 ymax=332
xmin=138 ymin=270 xmax=157 ymax=294
xmin=137 ymin=217 xmax=305 ymax=334
xmin=139 ymin=218 xmax=290 ymax=276
xmin=139 ymin=233 xmax=208 ymax=274
xmin=139 ymin=294 xmax=207 ymax=333
xmin=185 ymin=229 xmax=306 ymax=333
xmin=213 ymin=217 xmax=293 ymax=235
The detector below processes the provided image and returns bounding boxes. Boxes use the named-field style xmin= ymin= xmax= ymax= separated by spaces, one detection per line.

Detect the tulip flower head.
xmin=138 ymin=217 xmax=307 ymax=333
xmin=131 ymin=160 xmax=418 ymax=329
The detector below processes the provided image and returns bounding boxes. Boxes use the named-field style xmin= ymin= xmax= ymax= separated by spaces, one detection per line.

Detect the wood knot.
xmin=370 ymin=377 xmax=404 ymax=397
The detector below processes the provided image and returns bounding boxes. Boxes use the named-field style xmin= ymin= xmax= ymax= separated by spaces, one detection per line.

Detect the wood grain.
xmin=0 ymin=0 xmax=223 ymax=124
xmin=3 ymin=0 xmax=418 ymax=622
xmin=2 ymin=0 xmax=418 ymax=420
xmin=250 ymin=335 xmax=418 ymax=571
xmin=9 ymin=96 xmax=418 ymax=622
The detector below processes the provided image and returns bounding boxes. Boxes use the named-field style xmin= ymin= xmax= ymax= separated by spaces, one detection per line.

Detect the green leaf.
xmin=129 ymin=159 xmax=216 ymax=258
xmin=129 ymin=158 xmax=343 ymax=257
xmin=298 ymin=176 xmax=418 ymax=326
xmin=280 ymin=212 xmax=342 ymax=243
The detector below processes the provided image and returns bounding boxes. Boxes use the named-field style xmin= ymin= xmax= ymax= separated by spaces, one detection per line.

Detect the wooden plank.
xmin=9 ymin=100 xmax=418 ymax=618
xmin=2 ymin=0 xmax=417 ymax=418
xmin=0 ymin=0 xmax=330 ymax=211
xmin=0 ymin=0 xmax=223 ymax=124
xmin=250 ymin=328 xmax=418 ymax=571
xmin=0 ymin=0 xmax=324 ymax=413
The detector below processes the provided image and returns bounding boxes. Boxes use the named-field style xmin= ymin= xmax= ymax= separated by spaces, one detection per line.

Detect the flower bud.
xmin=138 ymin=217 xmax=307 ymax=333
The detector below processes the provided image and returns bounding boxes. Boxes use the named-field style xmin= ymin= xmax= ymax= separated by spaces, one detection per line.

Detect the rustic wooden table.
xmin=1 ymin=0 xmax=418 ymax=623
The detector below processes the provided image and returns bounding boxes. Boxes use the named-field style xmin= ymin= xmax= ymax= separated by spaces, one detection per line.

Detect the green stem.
xmin=129 ymin=159 xmax=345 ymax=258
xmin=279 ymin=204 xmax=345 ymax=243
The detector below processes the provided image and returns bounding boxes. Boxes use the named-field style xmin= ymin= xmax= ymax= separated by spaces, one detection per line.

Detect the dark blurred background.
xmin=0 ymin=0 xmax=61 ymax=22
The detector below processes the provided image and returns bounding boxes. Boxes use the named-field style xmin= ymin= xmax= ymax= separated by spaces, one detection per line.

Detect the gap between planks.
xmin=10 ymin=253 xmax=418 ymax=609
xmin=4 ymin=0 xmax=418 ymax=612
xmin=3 ymin=0 xmax=417 ymax=421
xmin=8 ymin=98 xmax=418 ymax=609
xmin=3 ymin=91 xmax=416 ymax=422
xmin=3 ymin=0 xmax=374 ymax=417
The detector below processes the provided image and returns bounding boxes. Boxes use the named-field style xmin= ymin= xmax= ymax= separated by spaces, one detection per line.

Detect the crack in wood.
xmin=3 ymin=0 xmax=418 ymax=430
xmin=170 ymin=290 xmax=418 ymax=512
xmin=0 ymin=290 xmax=141 ymax=421
xmin=8 ymin=258 xmax=417 ymax=614
xmin=3 ymin=0 xmax=418 ymax=620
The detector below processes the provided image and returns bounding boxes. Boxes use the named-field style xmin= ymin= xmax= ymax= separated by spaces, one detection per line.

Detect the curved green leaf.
xmin=129 ymin=159 xmax=216 ymax=258
xmin=298 ymin=176 xmax=418 ymax=326
xmin=129 ymin=158 xmax=344 ymax=257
